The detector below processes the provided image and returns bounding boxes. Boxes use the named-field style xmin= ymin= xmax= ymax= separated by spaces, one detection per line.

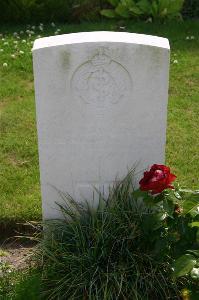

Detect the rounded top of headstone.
xmin=33 ymin=31 xmax=170 ymax=52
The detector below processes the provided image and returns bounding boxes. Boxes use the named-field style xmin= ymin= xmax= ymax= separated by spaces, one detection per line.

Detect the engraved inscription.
xmin=71 ymin=48 xmax=132 ymax=104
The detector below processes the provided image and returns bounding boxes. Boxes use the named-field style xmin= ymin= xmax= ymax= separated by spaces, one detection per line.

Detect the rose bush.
xmin=137 ymin=164 xmax=199 ymax=298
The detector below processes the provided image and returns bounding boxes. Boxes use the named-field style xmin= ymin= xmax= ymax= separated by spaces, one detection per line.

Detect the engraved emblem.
xmin=71 ymin=48 xmax=132 ymax=104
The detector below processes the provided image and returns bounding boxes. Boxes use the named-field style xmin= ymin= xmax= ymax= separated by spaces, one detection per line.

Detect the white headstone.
xmin=33 ymin=31 xmax=170 ymax=219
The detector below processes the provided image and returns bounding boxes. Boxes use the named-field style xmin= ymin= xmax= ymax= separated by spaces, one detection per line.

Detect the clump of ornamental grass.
xmin=37 ymin=168 xmax=198 ymax=300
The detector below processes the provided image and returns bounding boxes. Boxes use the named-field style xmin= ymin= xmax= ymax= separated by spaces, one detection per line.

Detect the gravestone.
xmin=33 ymin=31 xmax=170 ymax=219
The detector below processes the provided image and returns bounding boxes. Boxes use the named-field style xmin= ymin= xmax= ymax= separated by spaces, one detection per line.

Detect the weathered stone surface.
xmin=33 ymin=31 xmax=170 ymax=219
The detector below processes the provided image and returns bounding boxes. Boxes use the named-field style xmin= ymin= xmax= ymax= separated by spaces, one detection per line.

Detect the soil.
xmin=0 ymin=238 xmax=36 ymax=271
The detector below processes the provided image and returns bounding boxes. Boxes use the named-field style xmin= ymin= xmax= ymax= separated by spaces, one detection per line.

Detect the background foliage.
xmin=0 ymin=0 xmax=198 ymax=23
xmin=101 ymin=0 xmax=185 ymax=21
xmin=182 ymin=0 xmax=199 ymax=18
xmin=1 ymin=0 xmax=74 ymax=23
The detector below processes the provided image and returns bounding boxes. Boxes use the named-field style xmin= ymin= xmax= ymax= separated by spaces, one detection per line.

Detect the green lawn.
xmin=0 ymin=20 xmax=198 ymax=230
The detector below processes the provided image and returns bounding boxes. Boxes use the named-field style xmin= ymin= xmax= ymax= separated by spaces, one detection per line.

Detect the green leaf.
xmin=129 ymin=6 xmax=143 ymax=16
xmin=174 ymin=191 xmax=182 ymax=200
xmin=157 ymin=0 xmax=184 ymax=15
xmin=115 ymin=3 xmax=131 ymax=18
xmin=166 ymin=0 xmax=184 ymax=14
xmin=121 ymin=0 xmax=135 ymax=6
xmin=100 ymin=9 xmax=117 ymax=18
xmin=179 ymin=188 xmax=198 ymax=194
xmin=180 ymin=190 xmax=199 ymax=216
xmin=189 ymin=222 xmax=199 ymax=228
xmin=151 ymin=0 xmax=159 ymax=17
xmin=142 ymin=212 xmax=165 ymax=232
xmin=107 ymin=0 xmax=120 ymax=7
xmin=173 ymin=254 xmax=197 ymax=277
xmin=163 ymin=199 xmax=175 ymax=217
xmin=132 ymin=189 xmax=148 ymax=199
xmin=143 ymin=195 xmax=162 ymax=206
xmin=137 ymin=0 xmax=151 ymax=13
xmin=157 ymin=0 xmax=168 ymax=10
xmin=132 ymin=189 xmax=157 ymax=206
xmin=141 ymin=192 xmax=164 ymax=206
xmin=182 ymin=198 xmax=199 ymax=216
xmin=187 ymin=250 xmax=199 ymax=258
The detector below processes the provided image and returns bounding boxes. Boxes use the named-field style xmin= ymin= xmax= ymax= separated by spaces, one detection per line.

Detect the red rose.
xmin=139 ymin=164 xmax=176 ymax=195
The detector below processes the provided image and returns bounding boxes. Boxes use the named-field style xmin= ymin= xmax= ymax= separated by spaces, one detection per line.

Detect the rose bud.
xmin=174 ymin=203 xmax=183 ymax=214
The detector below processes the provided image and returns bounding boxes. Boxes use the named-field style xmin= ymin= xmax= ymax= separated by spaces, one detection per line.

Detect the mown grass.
xmin=0 ymin=20 xmax=198 ymax=230
xmin=0 ymin=266 xmax=41 ymax=300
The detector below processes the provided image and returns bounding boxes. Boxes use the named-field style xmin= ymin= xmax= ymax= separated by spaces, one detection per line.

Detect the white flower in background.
xmin=51 ymin=22 xmax=55 ymax=27
xmin=13 ymin=40 xmax=18 ymax=44
xmin=17 ymin=36 xmax=20 ymax=39
xmin=19 ymin=50 xmax=24 ymax=54
xmin=0 ymin=34 xmax=3 ymax=37
xmin=173 ymin=59 xmax=178 ymax=64
xmin=13 ymin=32 xmax=18 ymax=36
xmin=30 ymin=31 xmax=35 ymax=35
xmin=20 ymin=31 xmax=24 ymax=34
xmin=11 ymin=54 xmax=16 ymax=58
xmin=39 ymin=26 xmax=43 ymax=31
xmin=26 ymin=30 xmax=30 ymax=34
xmin=174 ymin=53 xmax=177 ymax=56
xmin=57 ymin=28 xmax=61 ymax=32
xmin=3 ymin=63 xmax=8 ymax=67
xmin=190 ymin=36 xmax=195 ymax=40
xmin=37 ymin=35 xmax=41 ymax=38
xmin=14 ymin=45 xmax=18 ymax=49
xmin=54 ymin=31 xmax=58 ymax=35
xmin=0 ymin=49 xmax=4 ymax=52
xmin=186 ymin=36 xmax=190 ymax=40
xmin=4 ymin=42 xmax=8 ymax=45
xmin=2 ymin=38 xmax=5 ymax=41
xmin=40 ymin=23 xmax=43 ymax=26
xmin=32 ymin=26 xmax=35 ymax=30
xmin=22 ymin=39 xmax=26 ymax=43
xmin=30 ymin=41 xmax=34 ymax=44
